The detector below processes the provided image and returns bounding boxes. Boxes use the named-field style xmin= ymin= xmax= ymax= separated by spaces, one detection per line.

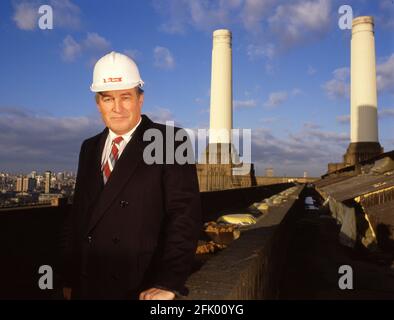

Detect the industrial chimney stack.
xmin=209 ymin=29 xmax=232 ymax=145
xmin=343 ymin=16 xmax=383 ymax=166
xmin=196 ymin=29 xmax=255 ymax=191
xmin=204 ymin=28 xmax=238 ymax=165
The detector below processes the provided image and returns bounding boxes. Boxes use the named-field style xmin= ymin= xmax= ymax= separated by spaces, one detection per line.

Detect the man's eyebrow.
xmin=120 ymin=93 xmax=132 ymax=96
xmin=99 ymin=93 xmax=112 ymax=97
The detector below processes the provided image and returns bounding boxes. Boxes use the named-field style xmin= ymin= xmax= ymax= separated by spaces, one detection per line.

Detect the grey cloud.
xmin=322 ymin=67 xmax=350 ymax=100
xmin=263 ymin=91 xmax=288 ymax=108
xmin=336 ymin=114 xmax=350 ymax=124
xmin=61 ymin=32 xmax=111 ymax=63
xmin=0 ymin=107 xmax=103 ymax=173
xmin=145 ymin=107 xmax=182 ymax=127
xmin=234 ymin=99 xmax=257 ymax=108
xmin=153 ymin=46 xmax=175 ymax=70
xmin=249 ymin=126 xmax=348 ymax=176
xmin=268 ymin=0 xmax=332 ymax=49
xmin=379 ymin=108 xmax=394 ymax=118
xmin=377 ymin=54 xmax=394 ymax=94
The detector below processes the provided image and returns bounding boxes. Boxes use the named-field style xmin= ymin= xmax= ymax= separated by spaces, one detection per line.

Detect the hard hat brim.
xmin=90 ymin=80 xmax=144 ymax=93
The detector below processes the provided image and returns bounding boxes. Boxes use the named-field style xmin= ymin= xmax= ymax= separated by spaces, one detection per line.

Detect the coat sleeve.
xmin=59 ymin=140 xmax=87 ymax=288
xmin=150 ymin=132 xmax=202 ymax=296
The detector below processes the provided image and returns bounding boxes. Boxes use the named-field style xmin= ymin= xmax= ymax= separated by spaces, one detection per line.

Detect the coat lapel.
xmin=86 ymin=115 xmax=151 ymax=235
xmin=85 ymin=127 xmax=108 ymax=204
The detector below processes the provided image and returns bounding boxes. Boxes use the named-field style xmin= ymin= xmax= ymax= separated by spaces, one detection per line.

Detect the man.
xmin=61 ymin=51 xmax=202 ymax=300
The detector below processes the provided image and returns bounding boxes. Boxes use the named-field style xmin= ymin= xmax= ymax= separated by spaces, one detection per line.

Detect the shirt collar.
xmin=108 ymin=116 xmax=142 ymax=141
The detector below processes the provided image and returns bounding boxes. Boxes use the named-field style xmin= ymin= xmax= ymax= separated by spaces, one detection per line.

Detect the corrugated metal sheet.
xmin=362 ymin=201 xmax=394 ymax=243
xmin=315 ymin=174 xmax=356 ymax=189
xmin=318 ymin=171 xmax=394 ymax=202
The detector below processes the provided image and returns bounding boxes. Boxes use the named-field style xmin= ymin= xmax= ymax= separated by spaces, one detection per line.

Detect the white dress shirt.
xmin=101 ymin=117 xmax=142 ymax=171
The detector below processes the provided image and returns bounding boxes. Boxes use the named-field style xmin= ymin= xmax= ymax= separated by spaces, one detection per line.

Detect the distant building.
xmin=16 ymin=176 xmax=23 ymax=192
xmin=39 ymin=193 xmax=63 ymax=204
xmin=36 ymin=175 xmax=43 ymax=188
xmin=44 ymin=171 xmax=51 ymax=194
xmin=22 ymin=177 xmax=29 ymax=192
xmin=57 ymin=172 xmax=64 ymax=182
xmin=265 ymin=168 xmax=274 ymax=177
xmin=303 ymin=171 xmax=308 ymax=178
xmin=27 ymin=178 xmax=36 ymax=192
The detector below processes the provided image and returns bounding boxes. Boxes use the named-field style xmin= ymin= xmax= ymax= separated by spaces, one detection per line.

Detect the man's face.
xmin=96 ymin=88 xmax=143 ymax=135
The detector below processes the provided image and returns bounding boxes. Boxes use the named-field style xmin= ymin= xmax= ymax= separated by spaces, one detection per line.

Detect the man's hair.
xmin=95 ymin=87 xmax=144 ymax=104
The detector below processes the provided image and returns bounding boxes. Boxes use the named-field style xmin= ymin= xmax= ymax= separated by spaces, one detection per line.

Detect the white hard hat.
xmin=90 ymin=51 xmax=144 ymax=92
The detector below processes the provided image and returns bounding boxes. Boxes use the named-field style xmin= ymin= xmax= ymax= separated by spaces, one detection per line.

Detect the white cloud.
xmin=153 ymin=0 xmax=268 ymax=34
xmin=377 ymin=0 xmax=394 ymax=29
xmin=240 ymin=0 xmax=274 ymax=33
xmin=154 ymin=46 xmax=175 ymax=70
xmin=145 ymin=107 xmax=182 ymax=126
xmin=84 ymin=32 xmax=111 ymax=51
xmin=12 ymin=0 xmax=81 ymax=31
xmin=259 ymin=117 xmax=278 ymax=125
xmin=268 ymin=0 xmax=331 ymax=48
xmin=234 ymin=99 xmax=257 ymax=108
xmin=264 ymin=91 xmax=288 ymax=108
xmin=153 ymin=0 xmax=231 ymax=33
xmin=124 ymin=49 xmax=142 ymax=62
xmin=291 ymin=88 xmax=302 ymax=96
xmin=247 ymin=43 xmax=276 ymax=60
xmin=49 ymin=0 xmax=81 ymax=29
xmin=303 ymin=122 xmax=321 ymax=130
xmin=307 ymin=65 xmax=317 ymax=75
xmin=336 ymin=114 xmax=350 ymax=124
xmin=198 ymin=107 xmax=209 ymax=115
xmin=61 ymin=35 xmax=82 ymax=62
xmin=377 ymin=54 xmax=394 ymax=94
xmin=265 ymin=62 xmax=275 ymax=75
xmin=379 ymin=108 xmax=394 ymax=118
xmin=12 ymin=2 xmax=38 ymax=30
xmin=323 ymin=54 xmax=394 ymax=99
xmin=61 ymin=32 xmax=111 ymax=62
xmin=152 ymin=0 xmax=189 ymax=34
xmin=322 ymin=67 xmax=350 ymax=100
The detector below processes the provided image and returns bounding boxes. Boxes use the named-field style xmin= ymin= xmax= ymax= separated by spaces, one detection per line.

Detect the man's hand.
xmin=63 ymin=287 xmax=72 ymax=300
xmin=139 ymin=288 xmax=175 ymax=300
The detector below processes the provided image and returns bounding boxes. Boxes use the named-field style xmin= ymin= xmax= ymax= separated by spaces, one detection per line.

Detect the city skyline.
xmin=0 ymin=0 xmax=393 ymax=176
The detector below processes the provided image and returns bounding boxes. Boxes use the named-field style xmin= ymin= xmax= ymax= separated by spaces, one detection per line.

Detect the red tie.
xmin=102 ymin=136 xmax=123 ymax=184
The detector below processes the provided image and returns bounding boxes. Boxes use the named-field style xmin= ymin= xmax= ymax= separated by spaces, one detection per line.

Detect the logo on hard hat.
xmin=103 ymin=77 xmax=123 ymax=83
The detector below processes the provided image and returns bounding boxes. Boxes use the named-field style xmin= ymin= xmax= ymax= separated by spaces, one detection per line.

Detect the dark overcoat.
xmin=61 ymin=114 xmax=202 ymax=299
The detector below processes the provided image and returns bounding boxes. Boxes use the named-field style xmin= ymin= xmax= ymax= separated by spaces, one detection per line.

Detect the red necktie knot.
xmin=113 ymin=136 xmax=123 ymax=145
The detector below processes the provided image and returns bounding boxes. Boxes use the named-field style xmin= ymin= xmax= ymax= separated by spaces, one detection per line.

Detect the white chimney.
xmin=350 ymin=16 xmax=378 ymax=143
xmin=209 ymin=29 xmax=232 ymax=144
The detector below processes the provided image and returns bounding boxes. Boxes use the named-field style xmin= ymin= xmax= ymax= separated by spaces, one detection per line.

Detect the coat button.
xmin=112 ymin=236 xmax=120 ymax=244
xmin=120 ymin=200 xmax=129 ymax=208
xmin=87 ymin=235 xmax=92 ymax=243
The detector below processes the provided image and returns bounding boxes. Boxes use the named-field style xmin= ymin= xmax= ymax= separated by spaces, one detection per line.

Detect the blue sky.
xmin=0 ymin=0 xmax=393 ymax=176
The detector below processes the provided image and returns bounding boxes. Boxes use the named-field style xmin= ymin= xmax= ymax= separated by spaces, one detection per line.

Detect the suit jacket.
xmin=61 ymin=114 xmax=202 ymax=299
